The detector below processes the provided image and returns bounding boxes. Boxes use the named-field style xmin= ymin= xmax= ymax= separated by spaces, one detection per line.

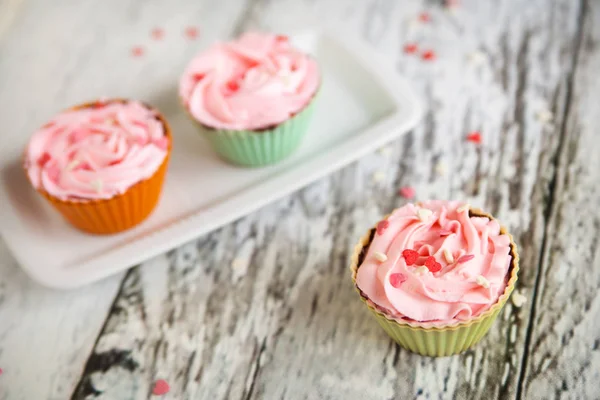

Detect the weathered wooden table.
xmin=1 ymin=0 xmax=598 ymax=399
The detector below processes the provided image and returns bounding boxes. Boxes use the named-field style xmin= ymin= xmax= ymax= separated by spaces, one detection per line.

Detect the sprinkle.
xmin=439 ymin=229 xmax=453 ymax=237
xmin=456 ymin=203 xmax=470 ymax=213
xmin=275 ymin=34 xmax=289 ymax=42
xmin=185 ymin=26 xmax=199 ymax=39
xmin=421 ymin=49 xmax=436 ymax=61
xmin=376 ymin=220 xmax=390 ymax=235
xmin=38 ymin=152 xmax=51 ymax=166
xmin=434 ymin=161 xmax=446 ymax=176
xmin=151 ymin=28 xmax=164 ymax=40
xmin=193 ymin=73 xmax=205 ymax=82
xmin=65 ymin=160 xmax=80 ymax=171
xmin=227 ymin=80 xmax=240 ymax=92
xmin=535 ymin=109 xmax=554 ymax=124
xmin=372 ymin=171 xmax=385 ymax=183
xmin=389 ymin=273 xmax=407 ymax=288
xmin=467 ymin=50 xmax=488 ymax=66
xmin=403 ymin=43 xmax=419 ymax=54
xmin=0 ymin=367 xmax=3 ymax=375
xmin=373 ymin=251 xmax=388 ymax=263
xmin=424 ymin=256 xmax=442 ymax=272
xmin=152 ymin=379 xmax=170 ymax=396
xmin=153 ymin=136 xmax=170 ymax=150
xmin=398 ymin=186 xmax=415 ymax=199
xmin=414 ymin=266 xmax=429 ymax=276
xmin=131 ymin=46 xmax=144 ymax=57
xmin=466 ymin=131 xmax=482 ymax=144
xmin=443 ymin=249 xmax=454 ymax=264
xmin=90 ymin=179 xmax=103 ymax=193
xmin=457 ymin=254 xmax=475 ymax=263
xmin=418 ymin=12 xmax=431 ymax=23
xmin=46 ymin=164 xmax=61 ymax=182
xmin=512 ymin=291 xmax=527 ymax=308
xmin=417 ymin=208 xmax=433 ymax=222
xmin=475 ymin=275 xmax=490 ymax=289
xmin=402 ymin=249 xmax=419 ymax=266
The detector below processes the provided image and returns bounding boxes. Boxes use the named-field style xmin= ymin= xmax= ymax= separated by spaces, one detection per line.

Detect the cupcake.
xmin=24 ymin=99 xmax=171 ymax=234
xmin=179 ymin=32 xmax=320 ymax=166
xmin=350 ymin=201 xmax=519 ymax=356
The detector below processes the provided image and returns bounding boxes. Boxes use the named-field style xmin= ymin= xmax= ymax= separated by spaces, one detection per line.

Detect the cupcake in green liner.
xmin=179 ymin=32 xmax=320 ymax=167
xmin=350 ymin=201 xmax=519 ymax=357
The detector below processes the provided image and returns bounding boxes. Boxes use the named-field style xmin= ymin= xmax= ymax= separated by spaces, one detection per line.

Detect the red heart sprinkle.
xmin=466 ymin=131 xmax=482 ymax=144
xmin=403 ymin=43 xmax=418 ymax=54
xmin=439 ymin=229 xmax=453 ymax=237
xmin=154 ymin=137 xmax=170 ymax=150
xmin=457 ymin=254 xmax=475 ymax=263
xmin=38 ymin=152 xmax=51 ymax=166
xmin=402 ymin=249 xmax=419 ymax=266
xmin=185 ymin=27 xmax=199 ymax=39
xmin=151 ymin=28 xmax=164 ymax=40
xmin=152 ymin=379 xmax=170 ymax=395
xmin=398 ymin=186 xmax=416 ymax=199
xmin=276 ymin=35 xmax=289 ymax=42
xmin=131 ymin=46 xmax=144 ymax=57
xmin=389 ymin=273 xmax=408 ymax=288
xmin=376 ymin=220 xmax=390 ymax=235
xmin=424 ymin=256 xmax=442 ymax=272
xmin=226 ymin=80 xmax=240 ymax=92
xmin=419 ymin=12 xmax=431 ymax=22
xmin=421 ymin=50 xmax=436 ymax=61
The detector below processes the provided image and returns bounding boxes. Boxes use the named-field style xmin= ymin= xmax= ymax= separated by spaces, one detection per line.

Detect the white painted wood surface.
xmin=0 ymin=0 xmax=597 ymax=399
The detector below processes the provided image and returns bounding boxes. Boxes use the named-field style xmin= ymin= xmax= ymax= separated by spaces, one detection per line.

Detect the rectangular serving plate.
xmin=0 ymin=29 xmax=422 ymax=289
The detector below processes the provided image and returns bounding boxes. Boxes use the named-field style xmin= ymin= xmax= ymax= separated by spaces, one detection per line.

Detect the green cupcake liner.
xmin=350 ymin=207 xmax=520 ymax=357
xmin=191 ymin=97 xmax=318 ymax=167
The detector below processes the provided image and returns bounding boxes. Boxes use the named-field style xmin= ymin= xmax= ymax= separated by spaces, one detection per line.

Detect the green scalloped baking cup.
xmin=350 ymin=208 xmax=520 ymax=357
xmin=192 ymin=96 xmax=318 ymax=167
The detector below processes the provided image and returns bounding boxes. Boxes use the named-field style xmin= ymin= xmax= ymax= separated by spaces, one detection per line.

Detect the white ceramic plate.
xmin=0 ymin=29 xmax=422 ymax=289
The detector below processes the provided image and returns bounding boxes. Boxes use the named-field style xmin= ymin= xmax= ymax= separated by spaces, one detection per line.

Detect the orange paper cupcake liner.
xmin=29 ymin=100 xmax=172 ymax=235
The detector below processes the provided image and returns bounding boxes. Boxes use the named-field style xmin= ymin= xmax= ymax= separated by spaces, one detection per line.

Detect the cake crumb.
xmin=512 ymin=291 xmax=527 ymax=308
xmin=373 ymin=251 xmax=388 ymax=263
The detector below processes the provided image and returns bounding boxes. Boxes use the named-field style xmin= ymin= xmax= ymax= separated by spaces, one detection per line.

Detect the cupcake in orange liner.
xmin=24 ymin=99 xmax=172 ymax=234
xmin=350 ymin=201 xmax=519 ymax=357
xmin=179 ymin=32 xmax=320 ymax=167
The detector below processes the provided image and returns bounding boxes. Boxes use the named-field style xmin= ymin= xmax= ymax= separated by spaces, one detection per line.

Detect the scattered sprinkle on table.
xmin=131 ymin=46 xmax=145 ymax=57
xmin=372 ymin=171 xmax=385 ymax=183
xmin=398 ymin=186 xmax=416 ymax=199
xmin=404 ymin=43 xmax=419 ymax=54
xmin=467 ymin=50 xmax=488 ymax=66
xmin=417 ymin=208 xmax=433 ymax=221
xmin=373 ymin=251 xmax=388 ymax=263
xmin=421 ymin=49 xmax=436 ymax=61
xmin=152 ymin=379 xmax=170 ymax=396
xmin=418 ymin=12 xmax=431 ymax=23
xmin=512 ymin=291 xmax=527 ymax=308
xmin=151 ymin=28 xmax=164 ymax=40
xmin=185 ymin=26 xmax=199 ymax=39
xmin=535 ymin=109 xmax=554 ymax=124
xmin=466 ymin=131 xmax=482 ymax=144
xmin=434 ymin=161 xmax=446 ymax=176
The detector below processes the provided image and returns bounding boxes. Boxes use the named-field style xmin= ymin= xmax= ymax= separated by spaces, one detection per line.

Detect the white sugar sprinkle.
xmin=417 ymin=208 xmax=433 ymax=222
xmin=443 ymin=249 xmax=454 ymax=264
xmin=90 ymin=179 xmax=103 ymax=193
xmin=511 ymin=291 xmax=527 ymax=308
xmin=414 ymin=266 xmax=429 ymax=276
xmin=476 ymin=275 xmax=490 ymax=288
xmin=467 ymin=50 xmax=488 ymax=66
xmin=457 ymin=203 xmax=470 ymax=213
xmin=535 ymin=109 xmax=553 ymax=124
xmin=65 ymin=160 xmax=80 ymax=171
xmin=373 ymin=171 xmax=386 ymax=183
xmin=373 ymin=251 xmax=388 ymax=262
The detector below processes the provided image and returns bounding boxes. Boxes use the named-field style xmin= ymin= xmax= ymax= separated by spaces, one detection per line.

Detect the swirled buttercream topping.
xmin=25 ymin=100 xmax=169 ymax=201
xmin=179 ymin=32 xmax=320 ymax=130
xmin=356 ymin=201 xmax=512 ymax=324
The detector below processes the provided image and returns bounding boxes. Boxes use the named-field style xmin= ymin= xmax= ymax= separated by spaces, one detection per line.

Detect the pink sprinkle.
xmin=376 ymin=220 xmax=390 ymax=236
xmin=38 ymin=152 xmax=51 ymax=166
xmin=152 ymin=379 xmax=170 ymax=395
xmin=389 ymin=273 xmax=407 ymax=288
xmin=457 ymin=254 xmax=475 ymax=263
xmin=185 ymin=26 xmax=199 ymax=39
xmin=153 ymin=136 xmax=170 ymax=150
xmin=421 ymin=50 xmax=436 ymax=61
xmin=398 ymin=186 xmax=415 ymax=199
xmin=403 ymin=43 xmax=418 ymax=54
xmin=418 ymin=12 xmax=431 ymax=22
xmin=439 ymin=229 xmax=453 ymax=237
xmin=151 ymin=28 xmax=164 ymax=40
xmin=466 ymin=131 xmax=482 ymax=144
xmin=0 ymin=367 xmax=3 ymax=375
xmin=131 ymin=46 xmax=145 ymax=57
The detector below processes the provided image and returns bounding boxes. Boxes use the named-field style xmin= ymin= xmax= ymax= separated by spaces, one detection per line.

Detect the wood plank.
xmin=519 ymin=1 xmax=600 ymax=398
xmin=69 ymin=1 xmax=586 ymax=399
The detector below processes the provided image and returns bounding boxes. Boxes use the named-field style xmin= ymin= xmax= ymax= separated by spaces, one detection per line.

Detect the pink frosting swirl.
xmin=25 ymin=100 xmax=169 ymax=201
xmin=356 ymin=201 xmax=512 ymax=325
xmin=179 ymin=32 xmax=320 ymax=130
